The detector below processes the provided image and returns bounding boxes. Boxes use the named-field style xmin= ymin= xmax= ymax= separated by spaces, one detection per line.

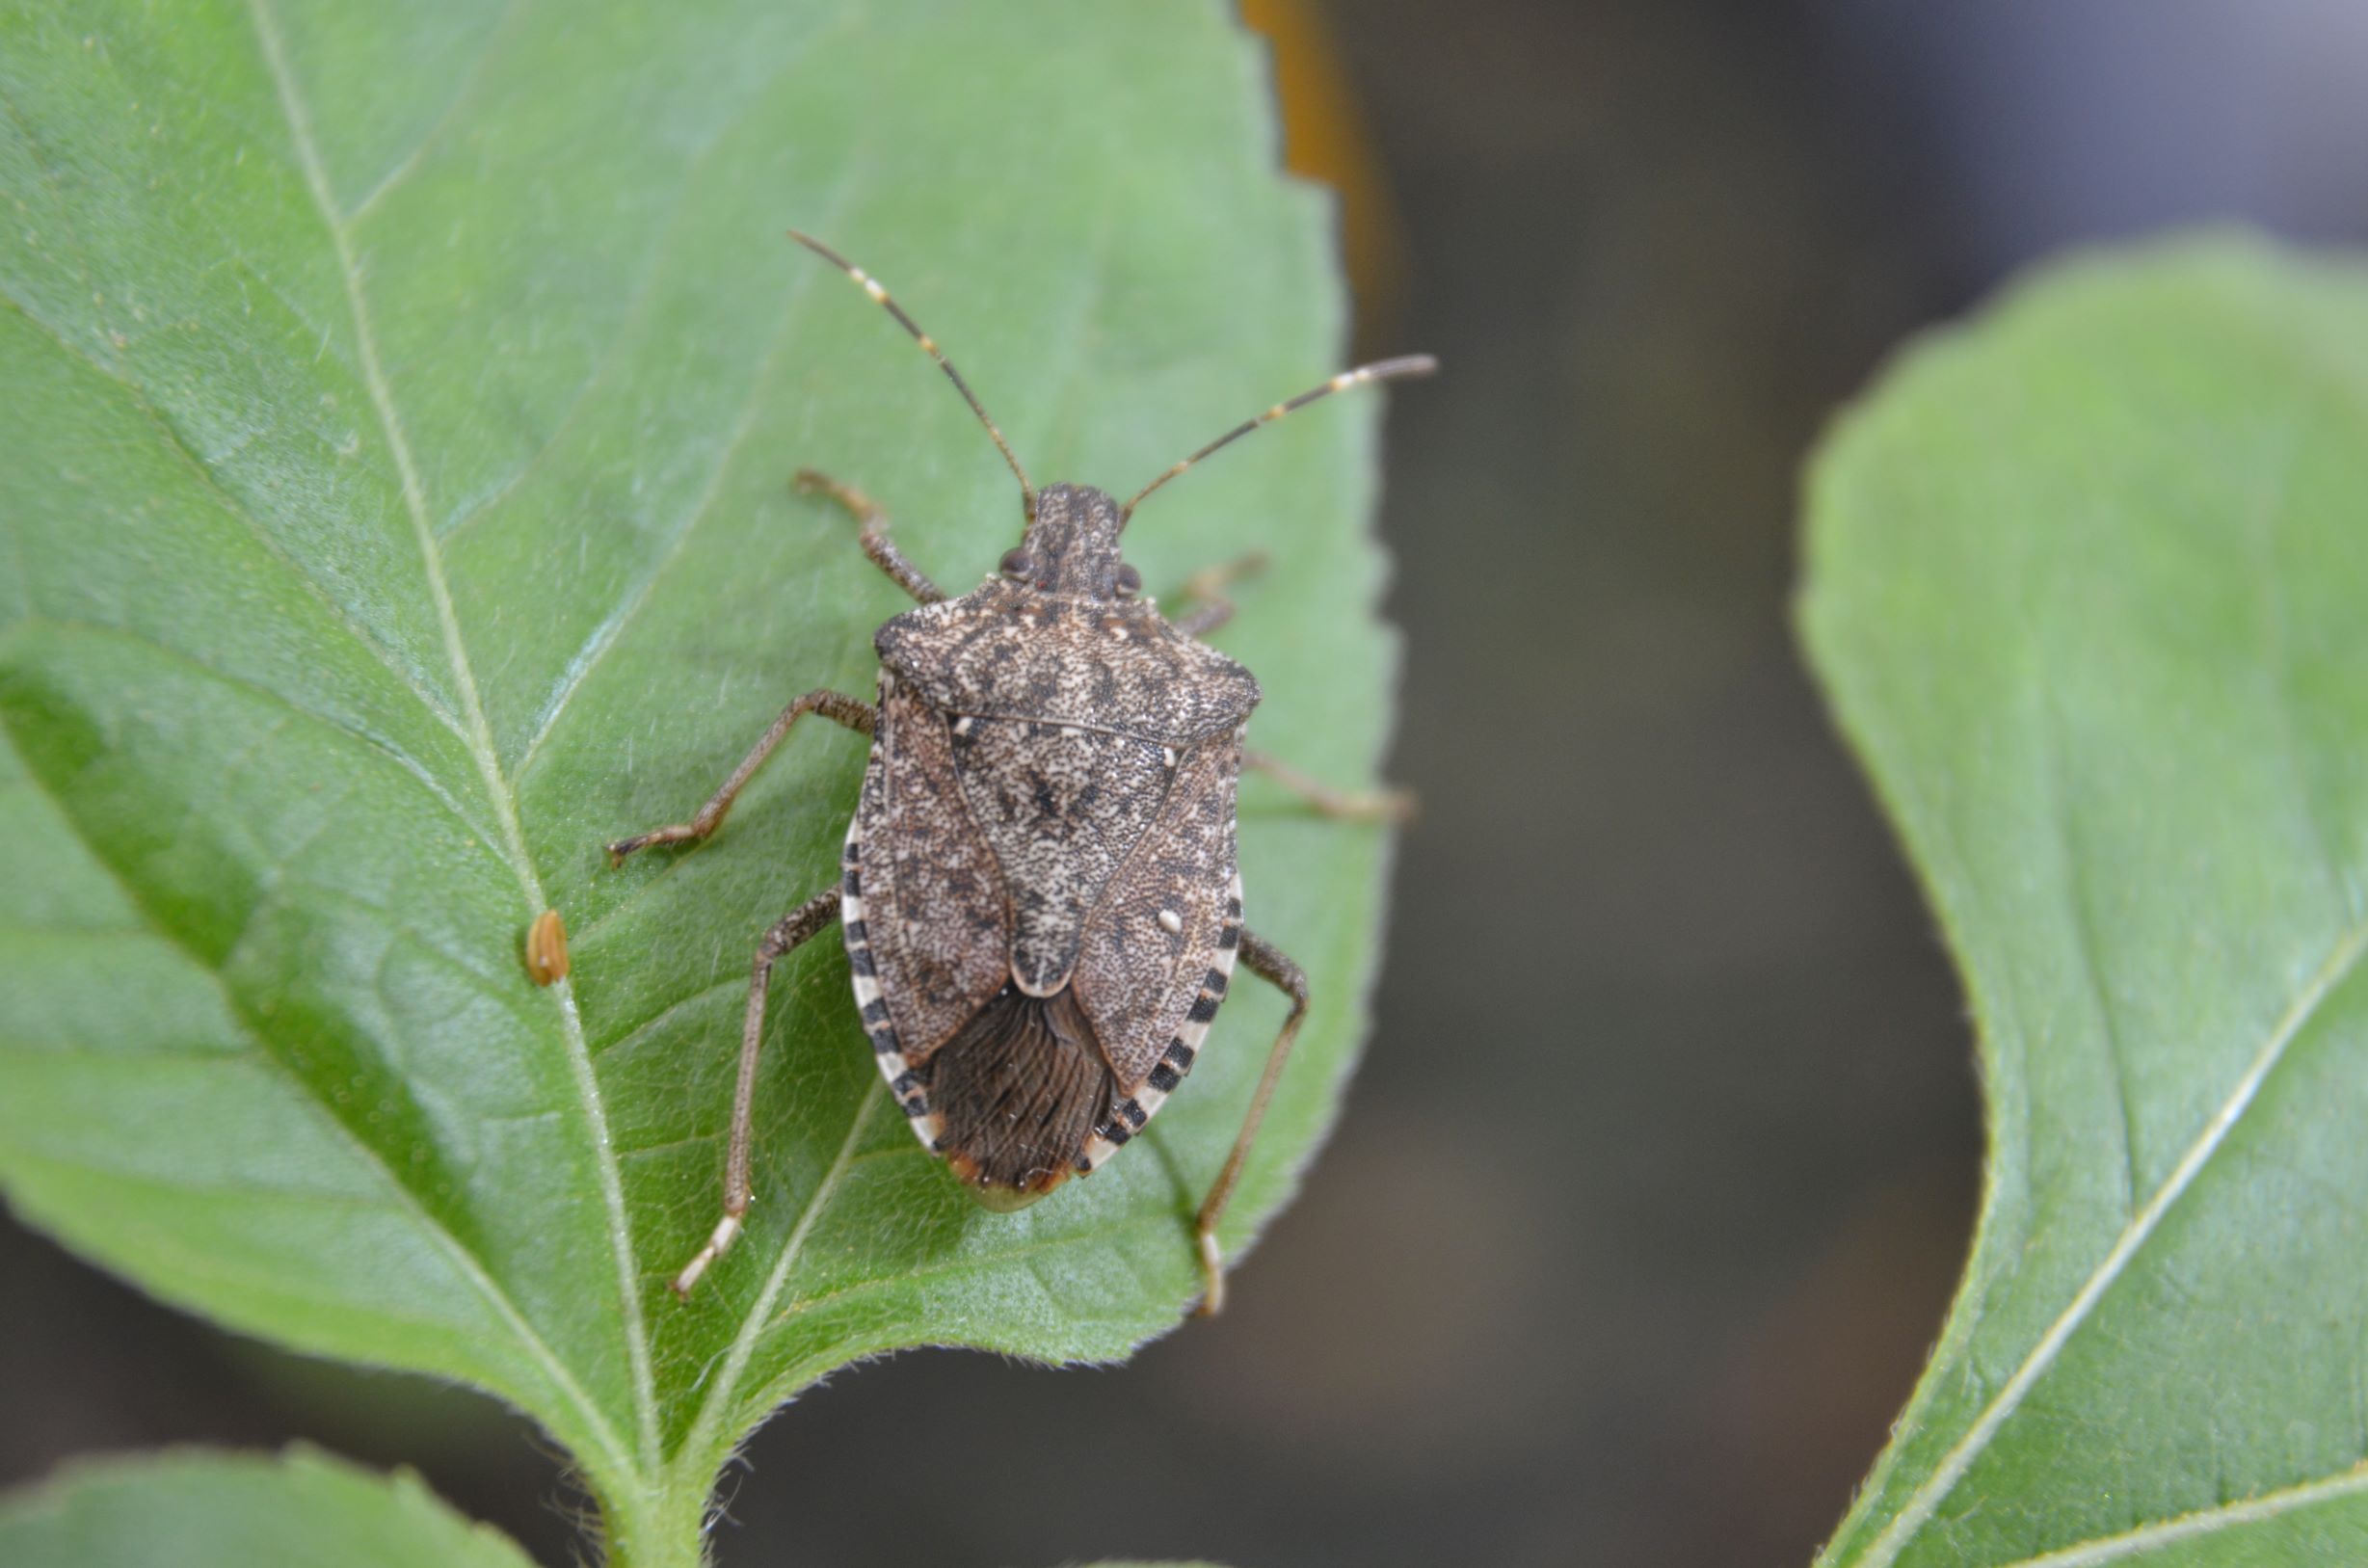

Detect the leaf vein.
xmin=2042 ymin=683 xmax=2141 ymax=1218
xmin=506 ymin=176 xmax=859 ymax=785
xmin=17 ymin=615 xmax=499 ymax=863
xmin=245 ymin=0 xmax=659 ymax=1474
xmin=0 ymin=721 xmax=640 ymax=1484
xmin=678 ymin=1078 xmax=882 ymax=1474
xmin=341 ymin=0 xmax=531 ymax=227
xmin=0 ymin=292 xmax=474 ymax=747
xmin=1853 ymin=918 xmax=2368 ymax=1567
xmin=434 ymin=24 xmax=849 ymax=546
xmin=1999 ymin=1460 xmax=2368 ymax=1567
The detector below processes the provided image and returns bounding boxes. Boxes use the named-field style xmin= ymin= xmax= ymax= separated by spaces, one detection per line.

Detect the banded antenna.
xmin=787 ymin=229 xmax=1037 ymax=516
xmin=1122 ymin=355 xmax=1439 ymax=522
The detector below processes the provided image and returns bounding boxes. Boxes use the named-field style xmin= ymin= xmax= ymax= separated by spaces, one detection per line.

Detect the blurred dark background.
xmin=10 ymin=3 xmax=2368 ymax=1564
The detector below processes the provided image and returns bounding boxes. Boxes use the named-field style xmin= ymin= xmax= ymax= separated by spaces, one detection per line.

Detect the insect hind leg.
xmin=1242 ymin=749 xmax=1415 ymax=825
xmin=1191 ymin=927 xmax=1309 ymax=1317
xmin=672 ymin=888 xmax=841 ymax=1298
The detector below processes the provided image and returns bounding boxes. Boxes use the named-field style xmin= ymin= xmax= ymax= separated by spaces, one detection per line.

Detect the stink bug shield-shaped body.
xmin=608 ymin=231 xmax=1433 ymax=1312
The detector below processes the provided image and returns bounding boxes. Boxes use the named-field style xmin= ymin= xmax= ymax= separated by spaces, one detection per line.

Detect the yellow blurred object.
xmin=1237 ymin=0 xmax=1406 ymax=345
xmin=524 ymin=908 xmax=570 ymax=986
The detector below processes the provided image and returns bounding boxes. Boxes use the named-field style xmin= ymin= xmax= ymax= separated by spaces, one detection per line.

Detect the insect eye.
xmin=999 ymin=548 xmax=1037 ymax=581
xmin=1113 ymin=564 xmax=1143 ymax=598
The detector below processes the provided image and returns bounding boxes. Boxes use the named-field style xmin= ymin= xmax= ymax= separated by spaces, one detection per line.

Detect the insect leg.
xmin=1190 ymin=927 xmax=1309 ymax=1317
xmin=1166 ymin=551 xmax=1268 ymax=638
xmin=795 ymin=468 xmax=947 ymax=604
xmin=1241 ymin=749 xmax=1416 ymax=825
xmin=605 ymin=690 xmax=876 ymax=864
xmin=672 ymin=887 xmax=842 ymax=1298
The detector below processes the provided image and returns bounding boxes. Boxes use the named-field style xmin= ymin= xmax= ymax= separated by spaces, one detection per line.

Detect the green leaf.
xmin=0 ymin=0 xmax=1398 ymax=1556
xmin=1800 ymin=236 xmax=2368 ymax=1567
xmin=0 ymin=1447 xmax=535 ymax=1568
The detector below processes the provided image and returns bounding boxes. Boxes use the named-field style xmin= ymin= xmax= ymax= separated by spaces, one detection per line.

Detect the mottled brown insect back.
xmin=607 ymin=230 xmax=1432 ymax=1310
xmin=850 ymin=485 xmax=1257 ymax=1201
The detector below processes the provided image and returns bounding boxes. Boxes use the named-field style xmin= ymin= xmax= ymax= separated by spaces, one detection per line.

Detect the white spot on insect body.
xmin=1079 ymin=868 xmax=1245 ymax=1174
xmin=953 ymin=715 xmax=974 ymax=736
xmin=1157 ymin=909 xmax=1184 ymax=935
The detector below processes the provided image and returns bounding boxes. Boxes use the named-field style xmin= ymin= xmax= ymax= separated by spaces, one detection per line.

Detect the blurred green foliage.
xmin=1803 ymin=238 xmax=2368 ymax=1567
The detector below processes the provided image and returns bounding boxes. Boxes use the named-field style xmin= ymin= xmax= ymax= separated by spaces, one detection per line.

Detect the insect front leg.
xmin=1191 ymin=928 xmax=1310 ymax=1317
xmin=604 ymin=689 xmax=875 ymax=864
xmin=1242 ymin=749 xmax=1416 ymax=825
xmin=672 ymin=887 xmax=842 ymax=1298
xmin=1166 ymin=550 xmax=1268 ymax=638
xmin=795 ymin=468 xmax=947 ymax=605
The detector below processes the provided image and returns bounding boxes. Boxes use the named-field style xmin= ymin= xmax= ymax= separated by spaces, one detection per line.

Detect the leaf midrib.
xmin=244 ymin=0 xmax=661 ymax=1481
xmin=0 ymin=743 xmax=638 ymax=1486
xmin=676 ymin=1078 xmax=883 ymax=1476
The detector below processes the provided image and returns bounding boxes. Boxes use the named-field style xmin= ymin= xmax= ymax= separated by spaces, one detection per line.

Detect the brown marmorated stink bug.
xmin=608 ymin=231 xmax=1433 ymax=1314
